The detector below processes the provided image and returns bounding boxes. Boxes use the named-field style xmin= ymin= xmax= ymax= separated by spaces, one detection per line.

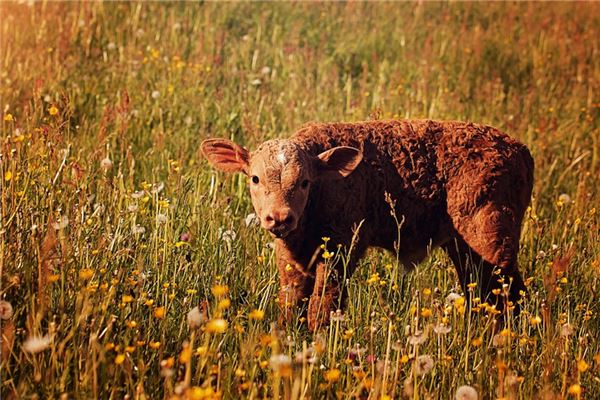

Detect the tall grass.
xmin=1 ymin=2 xmax=598 ymax=398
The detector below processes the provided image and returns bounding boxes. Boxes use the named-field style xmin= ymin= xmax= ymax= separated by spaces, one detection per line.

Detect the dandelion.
xmin=245 ymin=213 xmax=259 ymax=227
xmin=3 ymin=113 xmax=13 ymax=121
xmin=558 ymin=193 xmax=571 ymax=205
xmin=52 ymin=215 xmax=69 ymax=230
xmin=48 ymin=105 xmax=59 ymax=116
xmin=446 ymin=293 xmax=462 ymax=304
xmin=132 ymin=225 xmax=145 ymax=235
xmin=23 ymin=335 xmax=52 ymax=353
xmin=0 ymin=301 xmax=13 ymax=320
xmin=260 ymin=66 xmax=271 ymax=75
xmin=156 ymin=213 xmax=167 ymax=224
xmin=211 ymin=285 xmax=229 ymax=297
xmin=414 ymin=354 xmax=435 ymax=376
xmin=79 ymin=268 xmax=93 ymax=280
xmin=187 ymin=306 xmax=205 ymax=328
xmin=249 ymin=309 xmax=265 ymax=321
xmin=408 ymin=329 xmax=428 ymax=345
xmin=153 ymin=306 xmax=166 ymax=319
xmin=434 ymin=323 xmax=451 ymax=335
xmin=206 ymin=318 xmax=228 ymax=333
xmin=530 ymin=315 xmax=542 ymax=325
xmin=420 ymin=307 xmax=432 ymax=318
xmin=324 ymin=368 xmax=341 ymax=383
xmin=100 ymin=157 xmax=112 ymax=171
xmin=269 ymin=354 xmax=292 ymax=377
xmin=217 ymin=298 xmax=231 ymax=310
xmin=220 ymin=229 xmax=237 ymax=244
xmin=149 ymin=341 xmax=161 ymax=349
xmin=250 ymin=78 xmax=262 ymax=86
xmin=179 ymin=345 xmax=192 ymax=363
xmin=576 ymin=359 xmax=589 ymax=373
xmin=151 ymin=90 xmax=160 ymax=99
xmin=4 ymin=171 xmax=11 ymax=182
xmin=115 ymin=354 xmax=126 ymax=365
xmin=567 ymin=384 xmax=581 ymax=395
xmin=455 ymin=385 xmax=478 ymax=400
xmin=151 ymin=182 xmax=164 ymax=194
xmin=560 ymin=323 xmax=574 ymax=337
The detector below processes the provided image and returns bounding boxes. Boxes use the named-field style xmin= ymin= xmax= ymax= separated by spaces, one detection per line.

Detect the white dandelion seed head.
xmin=408 ymin=329 xmax=428 ymax=345
xmin=250 ymin=78 xmax=262 ymax=86
xmin=0 ymin=300 xmax=13 ymax=320
xmin=151 ymin=90 xmax=160 ymax=99
xmin=220 ymin=229 xmax=237 ymax=244
xmin=560 ymin=323 xmax=574 ymax=337
xmin=558 ymin=193 xmax=571 ymax=204
xmin=52 ymin=215 xmax=69 ymax=230
xmin=23 ymin=335 xmax=52 ymax=354
xmin=434 ymin=323 xmax=452 ymax=335
xmin=245 ymin=213 xmax=259 ymax=227
xmin=414 ymin=354 xmax=435 ymax=376
xmin=455 ymin=385 xmax=478 ymax=400
xmin=100 ymin=157 xmax=112 ymax=171
xmin=187 ymin=306 xmax=205 ymax=329
xmin=269 ymin=354 xmax=291 ymax=372
xmin=156 ymin=214 xmax=167 ymax=224
xmin=132 ymin=225 xmax=145 ymax=235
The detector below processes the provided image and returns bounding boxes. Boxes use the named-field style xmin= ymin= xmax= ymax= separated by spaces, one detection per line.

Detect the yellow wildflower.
xmin=567 ymin=384 xmax=581 ymax=395
xmin=115 ymin=354 xmax=126 ymax=365
xmin=153 ymin=306 xmax=166 ymax=319
xmin=49 ymin=105 xmax=59 ymax=116
xmin=324 ymin=368 xmax=341 ymax=383
xmin=249 ymin=309 xmax=265 ymax=321
xmin=122 ymin=295 xmax=134 ymax=303
xmin=79 ymin=268 xmax=94 ymax=280
xmin=211 ymin=285 xmax=229 ymax=297
xmin=206 ymin=318 xmax=228 ymax=333
xmin=179 ymin=346 xmax=192 ymax=364
xmin=217 ymin=298 xmax=231 ymax=310
xmin=4 ymin=171 xmax=12 ymax=182
xmin=3 ymin=113 xmax=13 ymax=121
xmin=577 ymin=359 xmax=589 ymax=373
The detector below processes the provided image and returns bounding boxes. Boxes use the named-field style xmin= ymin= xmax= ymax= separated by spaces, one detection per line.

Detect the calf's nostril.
xmin=265 ymin=215 xmax=274 ymax=223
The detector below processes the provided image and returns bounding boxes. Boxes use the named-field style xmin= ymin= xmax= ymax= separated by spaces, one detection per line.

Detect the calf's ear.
xmin=201 ymin=138 xmax=249 ymax=174
xmin=316 ymin=146 xmax=363 ymax=179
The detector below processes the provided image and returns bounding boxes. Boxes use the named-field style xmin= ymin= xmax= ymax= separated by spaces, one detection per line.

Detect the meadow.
xmin=1 ymin=2 xmax=599 ymax=399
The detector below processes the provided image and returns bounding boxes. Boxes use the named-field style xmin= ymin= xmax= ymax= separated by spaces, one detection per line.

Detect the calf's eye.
xmin=301 ymin=179 xmax=310 ymax=189
xmin=251 ymin=176 xmax=260 ymax=184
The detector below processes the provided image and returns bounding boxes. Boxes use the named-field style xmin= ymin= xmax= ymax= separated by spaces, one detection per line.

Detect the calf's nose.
xmin=263 ymin=209 xmax=295 ymax=232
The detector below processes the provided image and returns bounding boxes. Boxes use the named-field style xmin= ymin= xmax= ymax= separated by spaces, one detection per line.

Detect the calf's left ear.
xmin=316 ymin=146 xmax=363 ymax=179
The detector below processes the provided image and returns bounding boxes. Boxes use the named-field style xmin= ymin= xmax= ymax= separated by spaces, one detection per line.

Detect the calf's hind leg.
xmin=444 ymin=201 xmax=527 ymax=315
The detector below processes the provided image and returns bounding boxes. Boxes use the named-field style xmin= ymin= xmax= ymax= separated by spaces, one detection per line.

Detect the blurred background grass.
xmin=0 ymin=2 xmax=598 ymax=399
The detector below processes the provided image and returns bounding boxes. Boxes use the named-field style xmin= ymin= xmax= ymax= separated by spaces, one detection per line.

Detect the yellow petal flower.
xmin=206 ymin=318 xmax=228 ymax=333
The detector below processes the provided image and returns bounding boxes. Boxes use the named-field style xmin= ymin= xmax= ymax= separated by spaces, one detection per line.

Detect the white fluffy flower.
xmin=0 ymin=300 xmax=13 ymax=320
xmin=52 ymin=215 xmax=69 ymax=230
xmin=100 ymin=157 xmax=112 ymax=171
xmin=455 ymin=385 xmax=478 ymax=400
xmin=151 ymin=90 xmax=160 ymax=99
xmin=23 ymin=335 xmax=52 ymax=354
xmin=187 ymin=306 xmax=205 ymax=329
xmin=414 ymin=354 xmax=435 ymax=376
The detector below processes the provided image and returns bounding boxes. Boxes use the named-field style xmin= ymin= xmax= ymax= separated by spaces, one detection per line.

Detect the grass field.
xmin=1 ymin=2 xmax=599 ymax=399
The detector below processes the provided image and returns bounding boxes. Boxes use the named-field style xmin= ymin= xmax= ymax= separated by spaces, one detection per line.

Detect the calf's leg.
xmin=307 ymin=262 xmax=348 ymax=331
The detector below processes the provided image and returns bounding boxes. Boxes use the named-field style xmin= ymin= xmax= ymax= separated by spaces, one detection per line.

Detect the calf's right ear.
xmin=201 ymin=138 xmax=249 ymax=174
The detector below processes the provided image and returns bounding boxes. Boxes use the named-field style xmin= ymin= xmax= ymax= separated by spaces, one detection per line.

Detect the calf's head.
xmin=201 ymin=138 xmax=362 ymax=238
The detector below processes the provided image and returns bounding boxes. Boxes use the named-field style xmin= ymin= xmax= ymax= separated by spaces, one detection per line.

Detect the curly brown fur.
xmin=202 ymin=119 xmax=534 ymax=330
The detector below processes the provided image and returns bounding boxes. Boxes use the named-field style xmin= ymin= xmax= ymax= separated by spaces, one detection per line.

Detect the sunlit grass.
xmin=1 ymin=2 xmax=599 ymax=399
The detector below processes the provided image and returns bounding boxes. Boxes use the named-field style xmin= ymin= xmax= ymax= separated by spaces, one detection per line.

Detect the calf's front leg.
xmin=276 ymin=256 xmax=315 ymax=325
xmin=307 ymin=262 xmax=346 ymax=331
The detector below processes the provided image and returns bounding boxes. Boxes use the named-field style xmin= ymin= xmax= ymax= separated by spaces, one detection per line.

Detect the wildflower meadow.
xmin=1 ymin=2 xmax=599 ymax=399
